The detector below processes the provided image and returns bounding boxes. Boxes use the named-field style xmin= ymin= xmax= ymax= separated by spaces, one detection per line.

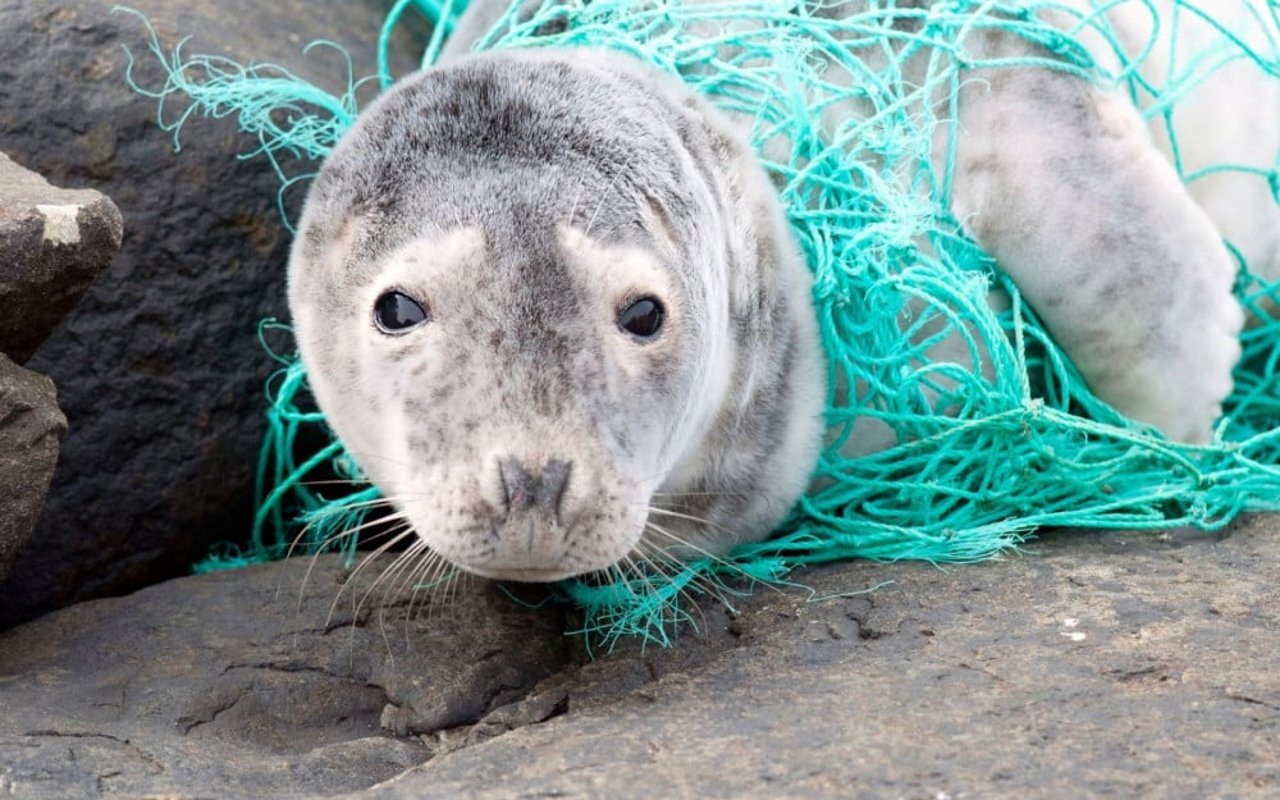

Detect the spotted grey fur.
xmin=289 ymin=0 xmax=1275 ymax=581
xmin=290 ymin=48 xmax=824 ymax=581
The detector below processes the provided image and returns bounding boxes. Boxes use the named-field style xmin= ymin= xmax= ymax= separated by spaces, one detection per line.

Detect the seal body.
xmin=290 ymin=0 xmax=1276 ymax=580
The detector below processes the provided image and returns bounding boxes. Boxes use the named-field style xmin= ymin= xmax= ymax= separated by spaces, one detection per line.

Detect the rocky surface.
xmin=1 ymin=517 xmax=1277 ymax=798
xmin=0 ymin=151 xmax=123 ymax=365
xmin=0 ymin=0 xmax=429 ymax=628
xmin=0 ymin=149 xmax=112 ymax=588
xmin=0 ymin=355 xmax=67 ymax=585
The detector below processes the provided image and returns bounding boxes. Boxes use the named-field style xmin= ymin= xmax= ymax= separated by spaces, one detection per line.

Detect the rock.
xmin=0 ymin=520 xmax=1277 ymax=798
xmin=0 ymin=152 xmax=123 ymax=365
xmin=0 ymin=0 xmax=429 ymax=628
xmin=0 ymin=553 xmax=571 ymax=799
xmin=355 ymin=520 xmax=1280 ymax=799
xmin=0 ymin=355 xmax=67 ymax=584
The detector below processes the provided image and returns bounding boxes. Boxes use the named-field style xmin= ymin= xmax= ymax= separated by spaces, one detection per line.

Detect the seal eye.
xmin=617 ymin=296 xmax=665 ymax=340
xmin=373 ymin=290 xmax=428 ymax=334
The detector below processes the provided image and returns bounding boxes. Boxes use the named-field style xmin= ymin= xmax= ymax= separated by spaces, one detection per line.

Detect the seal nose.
xmin=499 ymin=458 xmax=572 ymax=518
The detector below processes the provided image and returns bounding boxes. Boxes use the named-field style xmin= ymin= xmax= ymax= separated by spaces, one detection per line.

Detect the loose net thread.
xmin=119 ymin=1 xmax=1280 ymax=648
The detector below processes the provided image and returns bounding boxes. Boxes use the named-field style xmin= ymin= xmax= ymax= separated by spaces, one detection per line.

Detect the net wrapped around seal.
xmin=120 ymin=0 xmax=1280 ymax=646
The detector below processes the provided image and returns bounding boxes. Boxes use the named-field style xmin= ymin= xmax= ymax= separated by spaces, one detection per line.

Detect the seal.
xmin=289 ymin=48 xmax=826 ymax=581
xmin=288 ymin=0 xmax=1275 ymax=581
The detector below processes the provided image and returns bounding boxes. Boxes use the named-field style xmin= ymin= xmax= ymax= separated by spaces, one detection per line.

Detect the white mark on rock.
xmin=1058 ymin=618 xmax=1085 ymax=641
xmin=36 ymin=204 xmax=82 ymax=245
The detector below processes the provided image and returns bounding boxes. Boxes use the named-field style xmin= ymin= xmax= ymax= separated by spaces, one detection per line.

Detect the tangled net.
xmin=120 ymin=0 xmax=1280 ymax=647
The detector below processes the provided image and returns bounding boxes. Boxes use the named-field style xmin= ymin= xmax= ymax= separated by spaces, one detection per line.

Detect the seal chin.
xmin=435 ymin=531 xmax=641 ymax=583
xmin=461 ymin=565 xmax=585 ymax=583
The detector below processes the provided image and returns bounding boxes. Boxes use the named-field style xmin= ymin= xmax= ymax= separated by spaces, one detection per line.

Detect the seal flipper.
xmin=945 ymin=66 xmax=1243 ymax=443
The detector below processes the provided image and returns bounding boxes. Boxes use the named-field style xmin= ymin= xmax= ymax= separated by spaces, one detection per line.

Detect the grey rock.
xmin=0 ymin=354 xmax=66 ymax=585
xmin=0 ymin=554 xmax=570 ymax=799
xmin=2 ymin=520 xmax=1279 ymax=798
xmin=355 ymin=520 xmax=1280 ymax=800
xmin=0 ymin=0 xmax=428 ymax=628
xmin=0 ymin=152 xmax=123 ymax=365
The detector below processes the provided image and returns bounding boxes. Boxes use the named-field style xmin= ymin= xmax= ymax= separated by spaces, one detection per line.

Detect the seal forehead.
xmin=306 ymin=49 xmax=712 ymax=257
xmin=379 ymin=225 xmax=487 ymax=285
xmin=557 ymin=224 xmax=677 ymax=307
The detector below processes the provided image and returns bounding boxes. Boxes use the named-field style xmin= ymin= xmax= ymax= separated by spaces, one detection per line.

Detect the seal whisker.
xmin=628 ymin=546 xmax=711 ymax=633
xmin=295 ymin=478 xmax=382 ymax=488
xmin=619 ymin=553 xmax=650 ymax=584
xmin=641 ymin=520 xmax=755 ymax=583
xmin=615 ymin=559 xmax=671 ymax=612
xmin=399 ymin=550 xmax=437 ymax=641
xmin=288 ymin=511 xmax=410 ymax=626
xmin=646 ymin=532 xmax=784 ymax=605
xmin=583 ymin=149 xmax=640 ymax=240
xmin=370 ymin=539 xmax=427 ymax=611
xmin=418 ymin=551 xmax=458 ymax=623
xmin=367 ymin=540 xmax=433 ymax=650
xmin=285 ymin=521 xmax=393 ymax=650
xmin=336 ymin=522 xmax=413 ymax=664
xmin=280 ymin=521 xmax=405 ymax=624
xmin=621 ymin=550 xmax=669 ymax=596
xmin=351 ymin=536 xmax=430 ymax=660
xmin=283 ymin=496 xmax=405 ymax=570
xmin=334 ymin=449 xmax=419 ymax=473
xmin=433 ymin=564 xmax=457 ymax=616
xmin=323 ymin=524 xmax=414 ymax=629
xmin=390 ymin=540 xmax=432 ymax=604
xmin=618 ymin=558 xmax=641 ymax=582
xmin=441 ymin=567 xmax=466 ymax=614
xmin=286 ymin=508 xmax=404 ymax=563
xmin=293 ymin=509 xmax=409 ymax=604
xmin=644 ymin=505 xmax=754 ymax=542
xmin=379 ymin=541 xmax=428 ymax=636
xmin=301 ymin=494 xmax=401 ymax=515
xmin=392 ymin=542 xmax=440 ymax=624
xmin=400 ymin=546 xmax=447 ymax=630
xmin=357 ymin=534 xmax=425 ymax=618
xmin=650 ymin=491 xmax=751 ymax=500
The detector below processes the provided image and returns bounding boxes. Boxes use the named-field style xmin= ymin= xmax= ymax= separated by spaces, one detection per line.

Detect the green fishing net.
xmin=120 ymin=0 xmax=1280 ymax=647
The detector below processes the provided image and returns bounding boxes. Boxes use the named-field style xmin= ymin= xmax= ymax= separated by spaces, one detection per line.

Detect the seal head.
xmin=289 ymin=50 xmax=825 ymax=581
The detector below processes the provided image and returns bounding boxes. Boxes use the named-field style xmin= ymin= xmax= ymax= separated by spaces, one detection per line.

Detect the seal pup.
xmin=289 ymin=0 xmax=1275 ymax=581
xmin=289 ymin=48 xmax=826 ymax=581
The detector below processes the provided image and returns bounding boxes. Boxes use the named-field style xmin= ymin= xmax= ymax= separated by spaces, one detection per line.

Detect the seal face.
xmin=289 ymin=50 xmax=826 ymax=581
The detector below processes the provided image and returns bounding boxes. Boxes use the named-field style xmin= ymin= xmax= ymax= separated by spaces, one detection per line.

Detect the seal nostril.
xmin=535 ymin=460 xmax=572 ymax=519
xmin=499 ymin=459 xmax=535 ymax=513
xmin=499 ymin=458 xmax=572 ymax=519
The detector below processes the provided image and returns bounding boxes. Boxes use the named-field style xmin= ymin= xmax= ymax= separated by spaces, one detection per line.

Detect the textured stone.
xmin=0 ymin=152 xmax=122 ymax=365
xmin=0 ymin=355 xmax=66 ymax=585
xmin=0 ymin=0 xmax=427 ymax=628
xmin=355 ymin=520 xmax=1280 ymax=799
xmin=0 ymin=554 xmax=570 ymax=799
xmin=0 ymin=521 xmax=1278 ymax=798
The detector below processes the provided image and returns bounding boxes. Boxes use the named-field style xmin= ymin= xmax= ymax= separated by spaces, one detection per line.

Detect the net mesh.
xmin=118 ymin=0 xmax=1280 ymax=648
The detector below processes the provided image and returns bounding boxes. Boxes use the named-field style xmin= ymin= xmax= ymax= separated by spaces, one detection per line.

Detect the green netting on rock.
xmin=120 ymin=0 xmax=1280 ymax=647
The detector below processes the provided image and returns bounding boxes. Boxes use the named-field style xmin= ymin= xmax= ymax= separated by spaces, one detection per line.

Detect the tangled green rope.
xmin=119 ymin=0 xmax=1280 ymax=648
